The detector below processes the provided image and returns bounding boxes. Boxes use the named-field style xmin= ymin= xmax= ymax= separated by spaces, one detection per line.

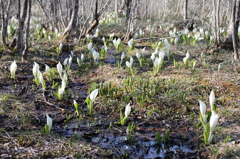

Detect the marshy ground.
xmin=0 ymin=20 xmax=240 ymax=159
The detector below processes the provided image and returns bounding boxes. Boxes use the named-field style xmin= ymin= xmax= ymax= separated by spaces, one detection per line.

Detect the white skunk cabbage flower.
xmin=142 ymin=47 xmax=146 ymax=54
xmin=10 ymin=60 xmax=17 ymax=79
xmin=158 ymin=50 xmax=165 ymax=60
xmin=81 ymin=54 xmax=85 ymax=61
xmin=124 ymin=103 xmax=131 ymax=118
xmin=68 ymin=55 xmax=73 ymax=67
xmin=150 ymin=53 xmax=156 ymax=62
xmin=57 ymin=62 xmax=63 ymax=79
xmin=126 ymin=56 xmax=133 ymax=69
xmin=88 ymin=42 xmax=93 ymax=52
xmin=136 ymin=52 xmax=141 ymax=60
xmin=209 ymin=90 xmax=215 ymax=110
xmin=109 ymin=33 xmax=114 ymax=39
xmin=46 ymin=114 xmax=53 ymax=131
xmin=199 ymin=100 xmax=207 ymax=125
xmin=45 ymin=64 xmax=50 ymax=74
xmin=33 ymin=62 xmax=40 ymax=78
xmin=128 ymin=38 xmax=134 ymax=48
xmin=70 ymin=51 xmax=74 ymax=57
xmin=94 ymin=28 xmax=99 ymax=37
xmin=92 ymin=50 xmax=100 ymax=63
xmin=63 ymin=57 xmax=69 ymax=66
xmin=38 ymin=71 xmax=45 ymax=90
xmin=90 ymin=89 xmax=98 ymax=102
xmin=121 ymin=52 xmax=125 ymax=62
xmin=183 ymin=51 xmax=190 ymax=64
xmin=208 ymin=111 xmax=219 ymax=144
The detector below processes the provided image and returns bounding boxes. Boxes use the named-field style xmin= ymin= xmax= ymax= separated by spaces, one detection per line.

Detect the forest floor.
xmin=0 ymin=22 xmax=240 ymax=158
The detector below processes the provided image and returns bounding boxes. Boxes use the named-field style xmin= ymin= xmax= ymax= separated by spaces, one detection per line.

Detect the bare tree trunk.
xmin=224 ymin=0 xmax=240 ymax=46
xmin=0 ymin=0 xmax=12 ymax=45
xmin=17 ymin=0 xmax=28 ymax=56
xmin=125 ymin=0 xmax=132 ymax=23
xmin=115 ymin=0 xmax=118 ymax=17
xmin=232 ymin=0 xmax=239 ymax=60
xmin=212 ymin=0 xmax=221 ymax=46
xmin=61 ymin=0 xmax=79 ymax=42
xmin=183 ymin=0 xmax=188 ymax=22
xmin=84 ymin=0 xmax=98 ymax=36
xmin=21 ymin=0 xmax=32 ymax=61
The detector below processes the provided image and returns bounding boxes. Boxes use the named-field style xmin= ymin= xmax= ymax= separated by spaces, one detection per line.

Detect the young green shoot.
xmin=73 ymin=100 xmax=80 ymax=116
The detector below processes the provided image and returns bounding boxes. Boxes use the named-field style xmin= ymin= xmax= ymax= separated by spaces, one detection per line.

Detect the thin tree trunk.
xmin=183 ymin=0 xmax=188 ymax=21
xmin=115 ymin=0 xmax=118 ymax=17
xmin=21 ymin=0 xmax=32 ymax=61
xmin=224 ymin=0 xmax=240 ymax=46
xmin=232 ymin=0 xmax=239 ymax=60
xmin=125 ymin=0 xmax=132 ymax=24
xmin=17 ymin=0 xmax=28 ymax=56
xmin=61 ymin=0 xmax=79 ymax=42
xmin=0 ymin=0 xmax=12 ymax=45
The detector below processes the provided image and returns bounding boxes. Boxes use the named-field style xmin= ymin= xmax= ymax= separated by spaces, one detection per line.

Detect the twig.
xmin=42 ymin=91 xmax=65 ymax=111
xmin=3 ymin=130 xmax=22 ymax=148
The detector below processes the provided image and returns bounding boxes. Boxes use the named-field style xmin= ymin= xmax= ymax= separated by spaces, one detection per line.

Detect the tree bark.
xmin=17 ymin=0 xmax=28 ymax=55
xmin=183 ymin=0 xmax=188 ymax=22
xmin=21 ymin=0 xmax=32 ymax=61
xmin=232 ymin=0 xmax=239 ymax=60
xmin=125 ymin=0 xmax=132 ymax=24
xmin=224 ymin=0 xmax=240 ymax=45
xmin=0 ymin=0 xmax=12 ymax=45
xmin=61 ymin=0 xmax=79 ymax=42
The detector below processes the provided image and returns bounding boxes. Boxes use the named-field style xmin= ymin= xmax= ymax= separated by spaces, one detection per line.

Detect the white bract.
xmin=46 ymin=114 xmax=52 ymax=132
xmin=33 ymin=62 xmax=40 ymax=83
xmin=88 ymin=42 xmax=93 ymax=53
xmin=150 ymin=53 xmax=156 ymax=62
xmin=68 ymin=55 xmax=73 ymax=68
xmin=124 ymin=103 xmax=131 ymax=118
xmin=199 ymin=100 xmax=207 ymax=125
xmin=57 ymin=62 xmax=63 ymax=79
xmin=10 ymin=60 xmax=17 ymax=79
xmin=45 ymin=64 xmax=50 ymax=74
xmin=208 ymin=111 xmax=219 ymax=144
xmin=63 ymin=57 xmax=69 ymax=66
xmin=126 ymin=56 xmax=133 ymax=69
xmin=81 ymin=54 xmax=84 ymax=61
xmin=121 ymin=52 xmax=125 ymax=62
xmin=183 ymin=51 xmax=190 ymax=65
xmin=90 ymin=89 xmax=98 ymax=102
xmin=92 ymin=50 xmax=100 ymax=63
xmin=136 ymin=52 xmax=141 ymax=60
xmin=142 ymin=47 xmax=146 ymax=54
xmin=128 ymin=38 xmax=134 ymax=49
xmin=209 ymin=90 xmax=215 ymax=110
